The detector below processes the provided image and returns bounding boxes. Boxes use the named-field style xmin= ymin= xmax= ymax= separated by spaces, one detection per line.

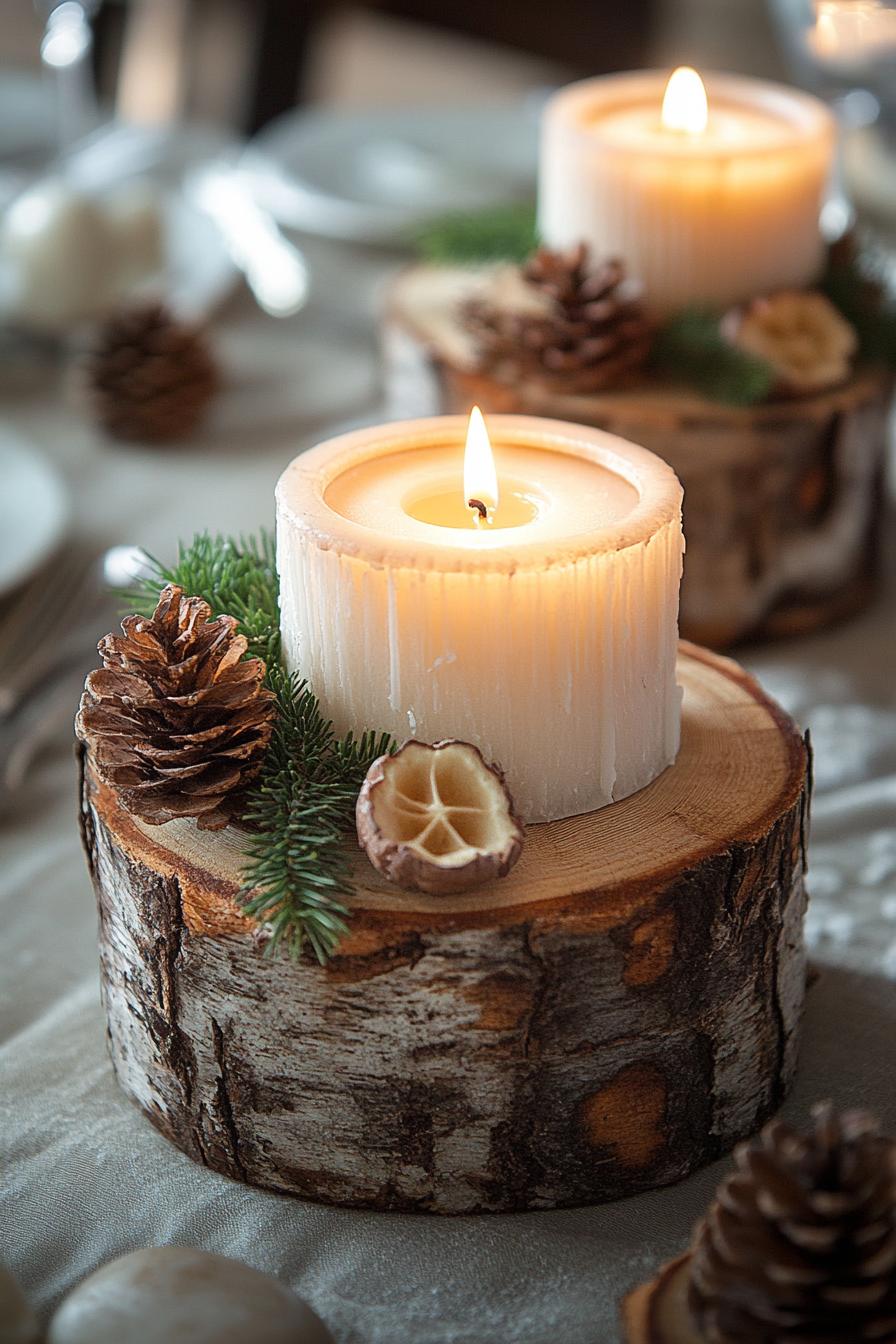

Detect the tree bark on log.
xmin=383 ymin=264 xmax=892 ymax=649
xmin=79 ymin=644 xmax=811 ymax=1214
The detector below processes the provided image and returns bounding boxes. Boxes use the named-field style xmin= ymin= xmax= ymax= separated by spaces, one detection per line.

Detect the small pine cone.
xmin=689 ymin=1103 xmax=896 ymax=1343
xmin=76 ymin=584 xmax=276 ymax=829
xmin=464 ymin=243 xmax=653 ymax=394
xmin=85 ymin=302 xmax=218 ymax=442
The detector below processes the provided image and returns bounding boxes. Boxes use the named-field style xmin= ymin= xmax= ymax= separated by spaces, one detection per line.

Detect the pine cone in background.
xmin=464 ymin=243 xmax=653 ymax=394
xmin=77 ymin=584 xmax=275 ymax=829
xmin=689 ymin=1103 xmax=896 ymax=1343
xmin=85 ymin=302 xmax=218 ymax=442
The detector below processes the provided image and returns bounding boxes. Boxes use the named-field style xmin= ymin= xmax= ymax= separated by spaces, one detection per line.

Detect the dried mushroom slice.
xmin=723 ymin=291 xmax=858 ymax=395
xmin=356 ymin=739 xmax=524 ymax=894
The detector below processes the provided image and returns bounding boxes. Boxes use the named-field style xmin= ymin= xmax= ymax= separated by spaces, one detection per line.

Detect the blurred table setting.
xmin=1 ymin=2 xmax=895 ymax=1342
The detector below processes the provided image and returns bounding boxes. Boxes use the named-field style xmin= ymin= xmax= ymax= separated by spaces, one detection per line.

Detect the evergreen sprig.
xmin=129 ymin=530 xmax=281 ymax=668
xmin=652 ymin=309 xmax=777 ymax=407
xmin=416 ymin=202 xmax=539 ymax=265
xmin=822 ymin=249 xmax=896 ymax=367
xmin=129 ymin=532 xmax=393 ymax=963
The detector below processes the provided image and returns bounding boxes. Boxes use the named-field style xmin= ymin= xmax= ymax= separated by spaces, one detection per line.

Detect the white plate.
xmin=246 ymin=104 xmax=539 ymax=244
xmin=0 ymin=434 xmax=69 ymax=599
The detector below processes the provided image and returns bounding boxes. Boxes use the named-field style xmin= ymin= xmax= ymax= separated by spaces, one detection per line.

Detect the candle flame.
xmin=661 ymin=66 xmax=708 ymax=134
xmin=464 ymin=406 xmax=498 ymax=521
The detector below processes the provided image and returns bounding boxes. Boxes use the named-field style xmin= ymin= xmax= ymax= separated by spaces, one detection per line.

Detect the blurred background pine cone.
xmin=85 ymin=302 xmax=218 ymax=443
xmin=464 ymin=243 xmax=653 ymax=394
xmin=689 ymin=1103 xmax=896 ymax=1343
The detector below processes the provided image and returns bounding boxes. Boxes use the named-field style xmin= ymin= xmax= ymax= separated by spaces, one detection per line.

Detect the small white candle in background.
xmin=277 ymin=412 xmax=683 ymax=824
xmin=0 ymin=180 xmax=164 ymax=332
xmin=0 ymin=182 xmax=117 ymax=330
xmin=539 ymin=68 xmax=836 ymax=314
xmin=807 ymin=0 xmax=896 ymax=69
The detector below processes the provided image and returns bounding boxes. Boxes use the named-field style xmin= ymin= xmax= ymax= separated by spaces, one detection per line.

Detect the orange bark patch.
xmin=325 ymin=925 xmax=428 ymax=982
xmin=624 ymin=909 xmax=677 ymax=987
xmin=463 ymin=974 xmax=531 ymax=1031
xmin=331 ymin=924 xmax=400 ymax=959
xmin=178 ymin=878 xmax=252 ymax=937
xmin=581 ymin=1063 xmax=667 ymax=1169
xmin=733 ymin=849 xmax=767 ymax=910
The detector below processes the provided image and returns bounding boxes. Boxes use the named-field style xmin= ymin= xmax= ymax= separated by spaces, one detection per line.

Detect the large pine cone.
xmin=76 ymin=584 xmax=276 ymax=829
xmin=464 ymin=243 xmax=653 ymax=394
xmin=689 ymin=1104 xmax=896 ymax=1343
xmin=85 ymin=302 xmax=218 ymax=443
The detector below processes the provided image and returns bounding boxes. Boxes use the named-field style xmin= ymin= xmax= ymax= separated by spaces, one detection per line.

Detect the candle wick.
xmin=467 ymin=497 xmax=490 ymax=524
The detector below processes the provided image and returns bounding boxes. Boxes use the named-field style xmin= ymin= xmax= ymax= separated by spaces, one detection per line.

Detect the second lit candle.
xmin=539 ymin=68 xmax=835 ymax=314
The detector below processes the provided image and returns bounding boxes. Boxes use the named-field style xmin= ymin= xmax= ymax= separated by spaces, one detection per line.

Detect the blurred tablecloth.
xmin=1 ymin=237 xmax=895 ymax=1344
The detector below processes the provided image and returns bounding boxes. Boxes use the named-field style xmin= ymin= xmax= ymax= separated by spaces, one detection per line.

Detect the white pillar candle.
xmin=539 ymin=69 xmax=835 ymax=315
xmin=277 ymin=413 xmax=683 ymax=824
xmin=807 ymin=1 xmax=896 ymax=72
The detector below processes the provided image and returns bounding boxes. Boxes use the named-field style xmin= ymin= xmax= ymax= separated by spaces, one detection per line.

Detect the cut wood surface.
xmin=384 ymin=263 xmax=892 ymax=648
xmin=622 ymin=1254 xmax=700 ymax=1344
xmin=80 ymin=643 xmax=811 ymax=1214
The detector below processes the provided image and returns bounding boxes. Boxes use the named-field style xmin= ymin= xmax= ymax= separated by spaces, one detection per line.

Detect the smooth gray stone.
xmin=47 ymin=1247 xmax=333 ymax=1344
xmin=0 ymin=1262 xmax=40 ymax=1344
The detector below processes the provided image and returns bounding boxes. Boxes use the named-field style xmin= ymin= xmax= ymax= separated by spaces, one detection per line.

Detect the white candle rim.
xmin=276 ymin=414 xmax=682 ymax=575
xmin=544 ymin=69 xmax=836 ymax=160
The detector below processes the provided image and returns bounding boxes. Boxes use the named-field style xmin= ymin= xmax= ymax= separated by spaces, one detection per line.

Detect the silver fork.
xmin=0 ymin=549 xmax=102 ymax=718
xmin=0 ymin=545 xmax=153 ymax=808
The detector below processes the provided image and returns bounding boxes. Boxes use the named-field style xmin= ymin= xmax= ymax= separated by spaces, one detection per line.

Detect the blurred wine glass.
xmin=36 ymin=0 xmax=100 ymax=154
xmin=769 ymin=0 xmax=896 ymax=251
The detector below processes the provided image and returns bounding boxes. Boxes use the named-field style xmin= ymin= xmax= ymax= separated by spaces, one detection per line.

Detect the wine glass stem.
xmin=40 ymin=3 xmax=98 ymax=157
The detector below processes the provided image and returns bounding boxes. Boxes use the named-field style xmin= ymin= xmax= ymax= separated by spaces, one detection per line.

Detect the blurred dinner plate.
xmin=245 ymin=103 xmax=540 ymax=244
xmin=0 ymin=433 xmax=69 ymax=599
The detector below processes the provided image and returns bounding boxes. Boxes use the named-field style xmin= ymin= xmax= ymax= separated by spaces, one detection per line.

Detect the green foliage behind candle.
xmin=652 ymin=310 xmax=777 ymax=406
xmin=416 ymin=202 xmax=539 ymax=265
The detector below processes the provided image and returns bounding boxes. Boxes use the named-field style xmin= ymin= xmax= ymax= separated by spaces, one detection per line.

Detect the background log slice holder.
xmin=383 ymin=263 xmax=892 ymax=649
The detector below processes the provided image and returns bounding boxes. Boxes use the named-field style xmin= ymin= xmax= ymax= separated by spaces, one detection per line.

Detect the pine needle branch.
xmin=127 ymin=531 xmax=394 ymax=963
xmin=128 ymin=530 xmax=281 ymax=667
xmin=821 ymin=248 xmax=896 ymax=367
xmin=652 ymin=309 xmax=776 ymax=407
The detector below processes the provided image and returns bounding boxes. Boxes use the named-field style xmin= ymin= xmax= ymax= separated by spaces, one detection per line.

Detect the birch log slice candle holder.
xmin=383 ymin=265 xmax=892 ymax=649
xmin=80 ymin=642 xmax=811 ymax=1215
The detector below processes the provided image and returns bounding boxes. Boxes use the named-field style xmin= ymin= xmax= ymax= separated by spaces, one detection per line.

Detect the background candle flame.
xmin=464 ymin=406 xmax=499 ymax=515
xmin=661 ymin=66 xmax=708 ymax=134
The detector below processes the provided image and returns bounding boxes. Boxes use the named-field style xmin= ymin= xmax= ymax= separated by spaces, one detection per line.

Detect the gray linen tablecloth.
xmin=2 ymin=246 xmax=895 ymax=1343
